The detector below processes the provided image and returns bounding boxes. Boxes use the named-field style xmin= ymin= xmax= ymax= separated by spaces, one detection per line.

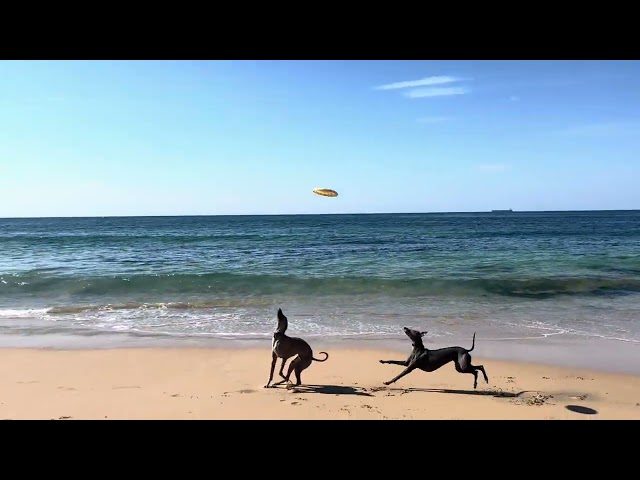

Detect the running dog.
xmin=379 ymin=327 xmax=489 ymax=389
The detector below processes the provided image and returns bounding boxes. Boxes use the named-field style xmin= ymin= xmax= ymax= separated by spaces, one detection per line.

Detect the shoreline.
xmin=1 ymin=346 xmax=639 ymax=420
xmin=1 ymin=332 xmax=639 ymax=376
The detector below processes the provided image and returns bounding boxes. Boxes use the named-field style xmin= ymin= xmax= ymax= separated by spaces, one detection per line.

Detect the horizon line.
xmin=1 ymin=208 xmax=639 ymax=220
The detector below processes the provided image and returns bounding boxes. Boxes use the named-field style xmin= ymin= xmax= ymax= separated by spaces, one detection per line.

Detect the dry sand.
xmin=1 ymin=347 xmax=639 ymax=420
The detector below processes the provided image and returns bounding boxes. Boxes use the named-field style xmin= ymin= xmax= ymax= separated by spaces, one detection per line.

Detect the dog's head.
xmin=276 ymin=308 xmax=288 ymax=334
xmin=403 ymin=327 xmax=428 ymax=346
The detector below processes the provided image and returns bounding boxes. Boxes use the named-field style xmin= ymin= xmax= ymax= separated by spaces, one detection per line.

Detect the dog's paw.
xmin=379 ymin=360 xmax=385 ymax=364
xmin=383 ymin=381 xmax=391 ymax=386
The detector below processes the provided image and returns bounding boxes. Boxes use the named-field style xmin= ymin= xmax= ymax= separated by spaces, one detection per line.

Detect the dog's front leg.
xmin=380 ymin=352 xmax=412 ymax=366
xmin=264 ymin=352 xmax=278 ymax=388
xmin=383 ymin=363 xmax=417 ymax=385
xmin=379 ymin=360 xmax=408 ymax=366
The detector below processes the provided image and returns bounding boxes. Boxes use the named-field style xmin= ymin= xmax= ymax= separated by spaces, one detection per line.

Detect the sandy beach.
xmin=2 ymin=345 xmax=639 ymax=420
xmin=3 ymin=60 xmax=640 ymax=421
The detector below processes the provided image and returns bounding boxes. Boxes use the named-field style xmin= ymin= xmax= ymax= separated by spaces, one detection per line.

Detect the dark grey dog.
xmin=379 ymin=327 xmax=489 ymax=389
xmin=264 ymin=308 xmax=329 ymax=388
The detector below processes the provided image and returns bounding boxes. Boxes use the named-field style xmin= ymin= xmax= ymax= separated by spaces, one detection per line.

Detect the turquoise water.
xmin=1 ymin=211 xmax=640 ymax=347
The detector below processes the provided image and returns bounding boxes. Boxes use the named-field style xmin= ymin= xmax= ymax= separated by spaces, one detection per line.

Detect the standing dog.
xmin=264 ymin=308 xmax=329 ymax=388
xmin=379 ymin=327 xmax=489 ymax=389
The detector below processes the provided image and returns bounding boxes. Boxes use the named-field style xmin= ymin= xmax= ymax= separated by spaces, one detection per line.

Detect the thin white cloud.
xmin=375 ymin=75 xmax=462 ymax=90
xmin=417 ymin=116 xmax=449 ymax=124
xmin=404 ymin=87 xmax=469 ymax=98
xmin=478 ymin=164 xmax=509 ymax=172
xmin=509 ymin=95 xmax=520 ymax=102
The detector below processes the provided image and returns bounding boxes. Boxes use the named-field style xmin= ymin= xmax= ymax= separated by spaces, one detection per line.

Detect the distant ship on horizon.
xmin=491 ymin=209 xmax=513 ymax=213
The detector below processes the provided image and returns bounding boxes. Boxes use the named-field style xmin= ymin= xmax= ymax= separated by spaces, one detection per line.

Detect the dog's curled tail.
xmin=468 ymin=332 xmax=476 ymax=352
xmin=312 ymin=352 xmax=329 ymax=362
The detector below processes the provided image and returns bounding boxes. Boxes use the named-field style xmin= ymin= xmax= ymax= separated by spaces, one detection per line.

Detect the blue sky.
xmin=0 ymin=60 xmax=638 ymax=217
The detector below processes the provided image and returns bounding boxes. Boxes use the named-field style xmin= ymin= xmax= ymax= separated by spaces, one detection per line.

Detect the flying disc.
xmin=312 ymin=188 xmax=338 ymax=197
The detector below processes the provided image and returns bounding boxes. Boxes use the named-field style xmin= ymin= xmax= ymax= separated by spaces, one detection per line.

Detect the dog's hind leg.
xmin=274 ymin=355 xmax=299 ymax=386
xmin=455 ymin=354 xmax=483 ymax=389
xmin=293 ymin=363 xmax=304 ymax=387
xmin=281 ymin=356 xmax=312 ymax=388
xmin=278 ymin=358 xmax=289 ymax=380
xmin=456 ymin=362 xmax=479 ymax=389
xmin=279 ymin=356 xmax=300 ymax=386
xmin=475 ymin=364 xmax=489 ymax=384
xmin=293 ymin=357 xmax=312 ymax=386
xmin=264 ymin=352 xmax=278 ymax=388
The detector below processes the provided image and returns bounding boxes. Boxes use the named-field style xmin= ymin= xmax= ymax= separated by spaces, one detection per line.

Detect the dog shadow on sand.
xmin=271 ymin=384 xmax=526 ymax=399
xmin=273 ymin=384 xmax=374 ymax=397
xmin=389 ymin=387 xmax=530 ymax=398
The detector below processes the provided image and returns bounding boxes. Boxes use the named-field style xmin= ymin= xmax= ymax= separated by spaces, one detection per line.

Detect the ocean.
xmin=1 ymin=211 xmax=640 ymax=362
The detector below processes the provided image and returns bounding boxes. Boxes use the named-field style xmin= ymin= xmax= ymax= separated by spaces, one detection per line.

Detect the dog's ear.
xmin=420 ymin=331 xmax=428 ymax=337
